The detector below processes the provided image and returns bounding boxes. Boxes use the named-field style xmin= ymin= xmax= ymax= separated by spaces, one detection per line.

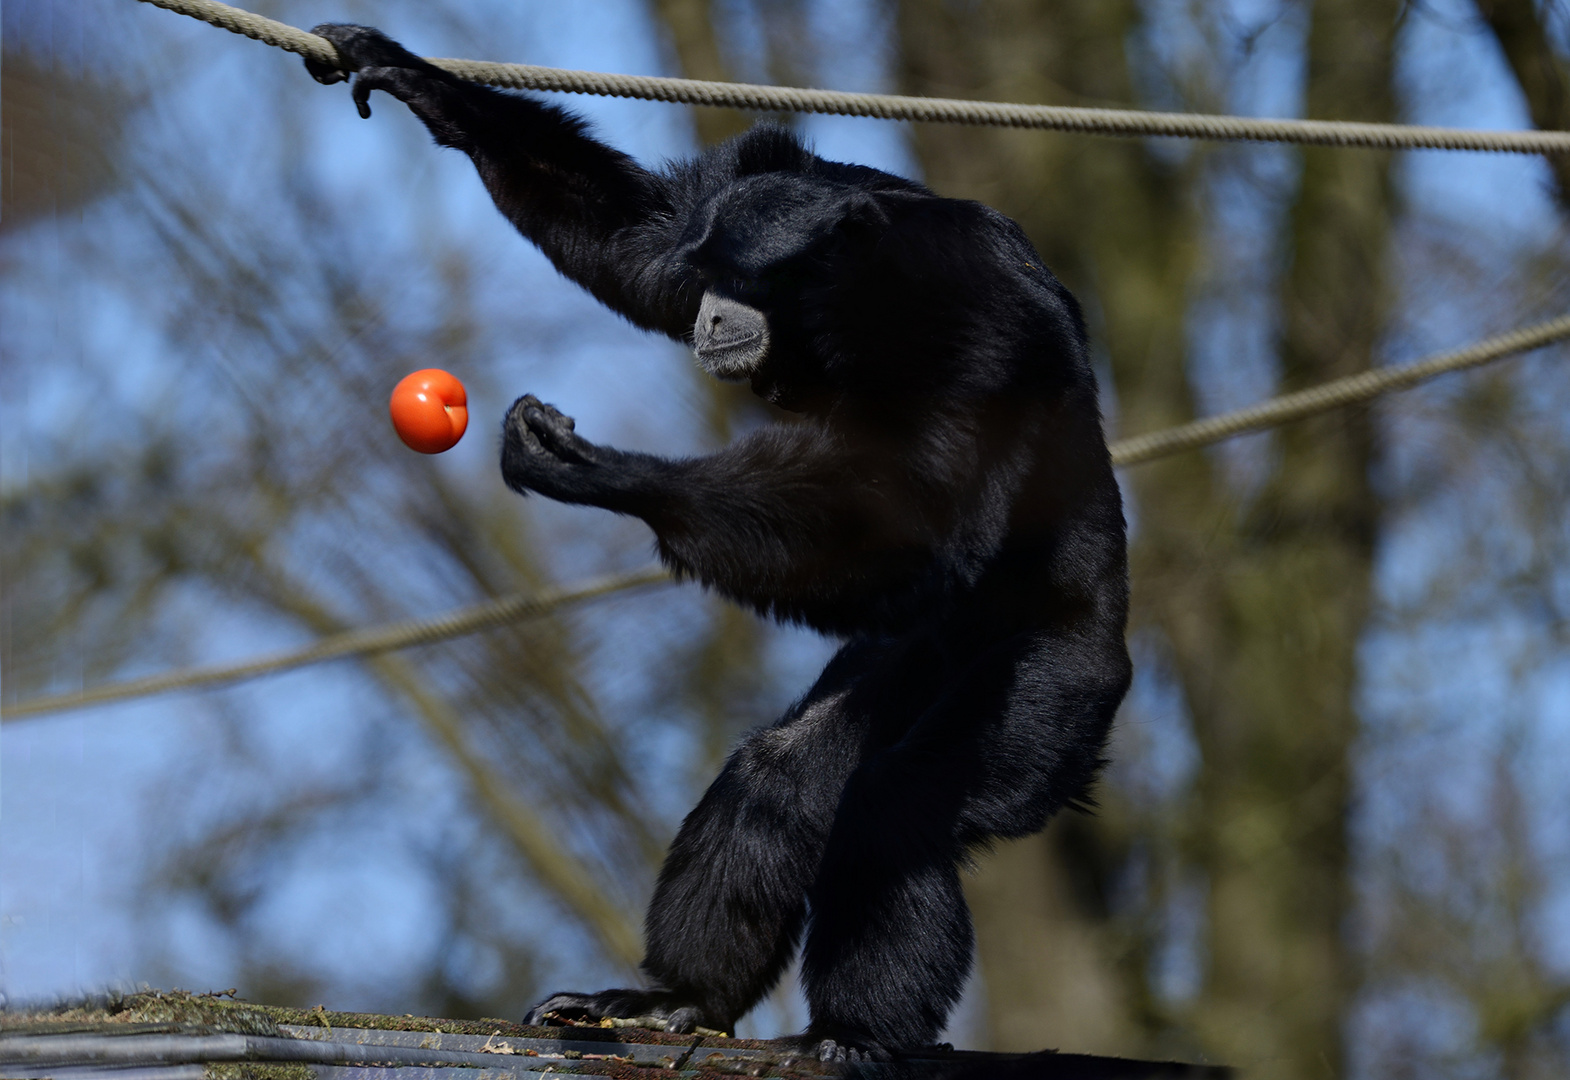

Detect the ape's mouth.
xmin=695 ymin=330 xmax=764 ymax=354
xmin=694 ymin=334 xmax=770 ymax=380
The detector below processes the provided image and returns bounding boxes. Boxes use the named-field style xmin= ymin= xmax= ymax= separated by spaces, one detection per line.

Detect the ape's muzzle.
xmin=693 ymin=291 xmax=770 ymax=380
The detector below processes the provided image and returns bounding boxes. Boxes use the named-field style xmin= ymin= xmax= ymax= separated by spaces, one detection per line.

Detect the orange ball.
xmin=389 ymin=368 xmax=469 ymax=454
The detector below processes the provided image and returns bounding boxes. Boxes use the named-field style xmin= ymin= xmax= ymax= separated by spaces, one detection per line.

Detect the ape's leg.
xmin=525 ymin=637 xmax=901 ymax=1034
xmin=799 ymin=624 xmax=1131 ymax=1059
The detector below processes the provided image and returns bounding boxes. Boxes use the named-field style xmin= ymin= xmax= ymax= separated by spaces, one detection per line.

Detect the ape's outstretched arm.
xmin=307 ymin=25 xmax=695 ymax=336
xmin=501 ymin=397 xmax=940 ymax=633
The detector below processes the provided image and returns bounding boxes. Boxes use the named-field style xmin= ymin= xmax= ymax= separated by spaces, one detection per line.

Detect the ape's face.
xmin=682 ymin=174 xmax=880 ymax=398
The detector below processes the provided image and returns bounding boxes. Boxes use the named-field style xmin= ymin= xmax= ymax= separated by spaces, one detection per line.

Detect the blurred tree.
xmin=0 ymin=45 xmax=125 ymax=230
xmin=1172 ymin=3 xmax=1395 ymax=1069
xmin=891 ymin=0 xmax=1196 ymax=1057
xmin=892 ymin=0 xmax=1398 ymax=1074
xmin=651 ymin=0 xmax=754 ymax=144
xmin=1 ymin=1 xmax=674 ymax=1013
xmin=1474 ymin=0 xmax=1570 ymax=208
xmin=4 ymin=0 xmax=1568 ymax=1069
xmin=2 ymin=170 xmax=658 ymax=977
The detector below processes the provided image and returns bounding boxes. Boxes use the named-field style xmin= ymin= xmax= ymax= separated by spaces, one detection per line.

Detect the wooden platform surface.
xmin=0 ymin=991 xmax=1229 ymax=1080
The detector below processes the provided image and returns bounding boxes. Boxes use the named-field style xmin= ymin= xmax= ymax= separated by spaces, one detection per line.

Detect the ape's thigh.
xmin=640 ymin=636 xmax=902 ymax=1009
xmin=849 ymin=624 xmax=1127 ymax=834
xmin=799 ymin=626 xmax=1127 ymax=1044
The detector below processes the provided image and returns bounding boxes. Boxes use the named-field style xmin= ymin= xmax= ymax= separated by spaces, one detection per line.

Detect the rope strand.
xmin=1108 ymin=315 xmax=1570 ymax=466
xmin=135 ymin=0 xmax=1570 ymax=155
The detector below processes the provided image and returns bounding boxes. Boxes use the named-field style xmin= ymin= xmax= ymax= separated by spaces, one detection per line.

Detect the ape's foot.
xmin=523 ymin=988 xmax=728 ymax=1037
xmin=773 ymin=1030 xmax=895 ymax=1064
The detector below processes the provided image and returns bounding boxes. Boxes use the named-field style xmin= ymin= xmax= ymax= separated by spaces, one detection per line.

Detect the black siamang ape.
xmin=307 ymin=25 xmax=1131 ymax=1063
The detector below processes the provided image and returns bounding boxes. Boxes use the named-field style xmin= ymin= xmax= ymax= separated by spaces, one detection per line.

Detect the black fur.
xmin=307 ymin=25 xmax=1131 ymax=1059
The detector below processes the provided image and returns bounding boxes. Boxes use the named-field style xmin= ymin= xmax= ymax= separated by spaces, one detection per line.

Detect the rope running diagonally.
xmin=134 ymin=0 xmax=1570 ymax=155
xmin=6 ymin=316 xmax=1568 ymax=723
xmin=1107 ymin=314 xmax=1570 ymax=466
xmin=2 ymin=569 xmax=672 ymax=721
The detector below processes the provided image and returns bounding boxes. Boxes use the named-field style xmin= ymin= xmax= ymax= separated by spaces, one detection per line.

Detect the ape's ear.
xmin=820 ymin=192 xmax=891 ymax=259
xmin=773 ymin=188 xmax=892 ymax=264
xmin=683 ymin=177 xmax=893 ymax=275
xmin=837 ymin=192 xmax=890 ymax=238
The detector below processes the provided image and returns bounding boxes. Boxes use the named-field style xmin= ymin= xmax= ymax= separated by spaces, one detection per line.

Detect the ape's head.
xmin=681 ymin=173 xmax=887 ymax=408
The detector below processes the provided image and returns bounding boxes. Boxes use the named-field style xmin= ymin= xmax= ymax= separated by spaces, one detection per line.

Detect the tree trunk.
xmin=893 ymin=1 xmax=1398 ymax=1073
xmin=1473 ymin=0 xmax=1570 ymax=209
xmin=965 ymin=827 xmax=1140 ymax=1055
xmin=892 ymin=0 xmax=1194 ymax=1055
xmin=1171 ymin=4 xmax=1394 ymax=1073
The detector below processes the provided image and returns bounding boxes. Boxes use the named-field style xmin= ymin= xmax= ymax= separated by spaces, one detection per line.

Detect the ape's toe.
xmin=523 ymin=994 xmax=586 ymax=1027
xmin=774 ymin=1032 xmax=893 ymax=1065
xmin=662 ymin=1006 xmax=703 ymax=1035
xmin=522 ymin=989 xmax=723 ymax=1035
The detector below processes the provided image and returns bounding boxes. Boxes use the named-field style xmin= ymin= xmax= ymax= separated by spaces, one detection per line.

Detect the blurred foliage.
xmin=3 ymin=0 xmax=1570 ymax=1076
xmin=889 ymin=0 xmax=1570 ymax=1076
xmin=1 ymin=46 xmax=127 ymax=229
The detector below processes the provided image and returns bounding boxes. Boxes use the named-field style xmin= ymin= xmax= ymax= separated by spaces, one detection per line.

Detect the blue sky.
xmin=2 ymin=0 xmax=1567 ymax=1060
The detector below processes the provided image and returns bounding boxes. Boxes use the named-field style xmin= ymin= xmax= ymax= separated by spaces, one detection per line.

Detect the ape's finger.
xmin=304 ymin=57 xmax=348 ymax=85
xmin=351 ymin=74 xmax=377 ymax=119
xmin=522 ymin=405 xmax=588 ymax=463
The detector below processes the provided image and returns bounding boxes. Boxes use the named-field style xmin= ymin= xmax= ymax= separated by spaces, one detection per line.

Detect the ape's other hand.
xmin=304 ymin=25 xmax=447 ymax=118
xmin=501 ymin=394 xmax=608 ymax=501
xmin=304 ymin=24 xmax=418 ymax=82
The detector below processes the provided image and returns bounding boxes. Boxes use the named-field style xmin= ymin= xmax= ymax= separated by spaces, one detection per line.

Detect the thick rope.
xmin=136 ymin=0 xmax=1570 ymax=155
xmin=2 ymin=568 xmax=670 ymax=721
xmin=7 ymin=317 xmax=1566 ymax=723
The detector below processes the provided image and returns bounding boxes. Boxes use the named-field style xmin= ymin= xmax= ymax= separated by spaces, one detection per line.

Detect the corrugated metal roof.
xmin=0 ymin=990 xmax=1229 ymax=1079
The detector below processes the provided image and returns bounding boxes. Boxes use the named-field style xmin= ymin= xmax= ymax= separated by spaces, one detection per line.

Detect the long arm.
xmin=307 ymin=25 xmax=696 ymax=335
